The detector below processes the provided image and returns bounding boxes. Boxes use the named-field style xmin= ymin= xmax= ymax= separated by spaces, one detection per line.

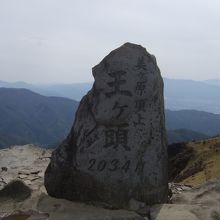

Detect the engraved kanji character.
xmin=133 ymin=113 xmax=145 ymax=126
xmin=135 ymin=99 xmax=146 ymax=112
xmin=135 ymin=81 xmax=146 ymax=96
xmin=104 ymin=129 xmax=115 ymax=147
xmin=104 ymin=127 xmax=130 ymax=151
xmin=112 ymin=101 xmax=128 ymax=118
xmin=105 ymin=70 xmax=132 ymax=97
xmin=135 ymin=160 xmax=146 ymax=175
xmin=135 ymin=56 xmax=146 ymax=70
xmin=138 ymin=71 xmax=146 ymax=79
xmin=116 ymin=129 xmax=129 ymax=150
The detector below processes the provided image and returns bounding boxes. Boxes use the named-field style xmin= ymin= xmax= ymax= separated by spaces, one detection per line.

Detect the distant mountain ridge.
xmin=167 ymin=129 xmax=209 ymax=144
xmin=1 ymin=78 xmax=220 ymax=113
xmin=0 ymin=88 xmax=220 ymax=148
xmin=0 ymin=80 xmax=92 ymax=101
xmin=0 ymin=88 xmax=78 ymax=148
xmin=204 ymin=79 xmax=220 ymax=86
xmin=165 ymin=109 xmax=220 ymax=136
xmin=164 ymin=78 xmax=220 ymax=114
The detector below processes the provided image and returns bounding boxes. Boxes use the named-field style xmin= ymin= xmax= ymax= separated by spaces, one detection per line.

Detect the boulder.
xmin=45 ymin=43 xmax=168 ymax=208
xmin=0 ymin=180 xmax=31 ymax=202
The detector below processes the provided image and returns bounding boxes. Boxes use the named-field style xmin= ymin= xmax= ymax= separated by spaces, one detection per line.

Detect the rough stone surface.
xmin=0 ymin=180 xmax=31 ymax=202
xmin=45 ymin=43 xmax=168 ymax=208
xmin=150 ymin=180 xmax=220 ymax=220
xmin=1 ymin=145 xmax=220 ymax=220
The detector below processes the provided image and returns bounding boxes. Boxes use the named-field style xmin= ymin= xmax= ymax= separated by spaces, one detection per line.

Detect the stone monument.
xmin=45 ymin=43 xmax=168 ymax=208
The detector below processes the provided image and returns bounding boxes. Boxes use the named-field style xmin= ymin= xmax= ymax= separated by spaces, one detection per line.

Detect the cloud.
xmin=0 ymin=0 xmax=219 ymax=83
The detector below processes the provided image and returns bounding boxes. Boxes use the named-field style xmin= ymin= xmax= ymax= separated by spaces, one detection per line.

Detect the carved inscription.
xmin=138 ymin=71 xmax=146 ymax=79
xmin=135 ymin=160 xmax=146 ymax=175
xmin=104 ymin=125 xmax=130 ymax=151
xmin=112 ymin=101 xmax=128 ymax=118
xmin=135 ymin=81 xmax=146 ymax=96
xmin=132 ymin=57 xmax=148 ymax=128
xmin=135 ymin=99 xmax=147 ymax=112
xmin=105 ymin=70 xmax=132 ymax=97
xmin=133 ymin=114 xmax=145 ymax=126
xmin=88 ymin=159 xmax=144 ymax=174
xmin=79 ymin=127 xmax=98 ymax=153
xmin=135 ymin=56 xmax=146 ymax=70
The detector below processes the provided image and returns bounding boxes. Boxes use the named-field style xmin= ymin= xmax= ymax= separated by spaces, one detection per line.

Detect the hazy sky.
xmin=0 ymin=0 xmax=219 ymax=83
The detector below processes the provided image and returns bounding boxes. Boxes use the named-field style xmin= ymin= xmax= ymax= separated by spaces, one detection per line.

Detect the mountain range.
xmin=164 ymin=78 xmax=220 ymax=114
xmin=0 ymin=87 xmax=220 ymax=148
xmin=0 ymin=88 xmax=78 ymax=148
xmin=1 ymin=78 xmax=220 ymax=113
xmin=166 ymin=109 xmax=220 ymax=136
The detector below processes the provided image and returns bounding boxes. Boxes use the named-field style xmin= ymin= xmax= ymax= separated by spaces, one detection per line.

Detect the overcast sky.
xmin=0 ymin=0 xmax=219 ymax=83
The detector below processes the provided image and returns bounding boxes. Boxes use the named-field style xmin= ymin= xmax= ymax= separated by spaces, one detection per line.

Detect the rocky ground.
xmin=0 ymin=145 xmax=220 ymax=220
xmin=168 ymin=136 xmax=220 ymax=187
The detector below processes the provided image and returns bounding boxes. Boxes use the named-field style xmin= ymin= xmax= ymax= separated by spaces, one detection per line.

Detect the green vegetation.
xmin=169 ymin=136 xmax=220 ymax=187
xmin=167 ymin=129 xmax=208 ymax=144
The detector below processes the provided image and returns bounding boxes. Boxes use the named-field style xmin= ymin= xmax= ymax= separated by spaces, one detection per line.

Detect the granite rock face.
xmin=45 ymin=43 xmax=168 ymax=208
